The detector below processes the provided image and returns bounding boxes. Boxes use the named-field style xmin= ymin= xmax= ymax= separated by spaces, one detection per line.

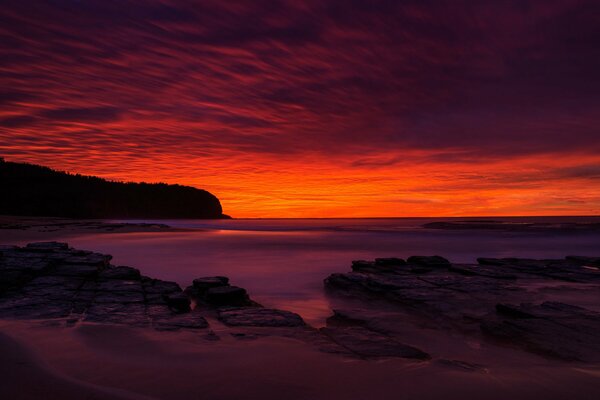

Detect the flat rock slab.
xmin=321 ymin=326 xmax=430 ymax=360
xmin=325 ymin=255 xmax=600 ymax=362
xmin=206 ymin=285 xmax=250 ymax=306
xmin=481 ymin=301 xmax=600 ymax=362
xmin=0 ymin=242 xmax=201 ymax=331
xmin=218 ymin=308 xmax=305 ymax=327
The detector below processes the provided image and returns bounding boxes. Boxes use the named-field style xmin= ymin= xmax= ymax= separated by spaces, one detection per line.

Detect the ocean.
xmin=45 ymin=216 xmax=600 ymax=326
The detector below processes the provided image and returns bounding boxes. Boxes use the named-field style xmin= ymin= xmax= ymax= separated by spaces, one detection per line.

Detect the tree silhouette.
xmin=0 ymin=158 xmax=227 ymax=219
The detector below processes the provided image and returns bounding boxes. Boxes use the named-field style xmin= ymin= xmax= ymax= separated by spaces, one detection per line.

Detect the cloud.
xmin=0 ymin=0 xmax=599 ymax=216
xmin=38 ymin=107 xmax=122 ymax=123
xmin=558 ymin=165 xmax=600 ymax=180
xmin=0 ymin=115 xmax=38 ymax=128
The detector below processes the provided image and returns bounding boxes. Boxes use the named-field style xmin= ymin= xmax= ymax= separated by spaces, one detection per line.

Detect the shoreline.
xmin=0 ymin=215 xmax=202 ymax=244
xmin=1 ymin=220 xmax=600 ymax=399
xmin=0 ymin=327 xmax=145 ymax=400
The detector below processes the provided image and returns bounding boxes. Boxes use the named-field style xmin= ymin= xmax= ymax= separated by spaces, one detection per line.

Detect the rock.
xmin=0 ymin=243 xmax=198 ymax=329
xmin=164 ymin=292 xmax=191 ymax=312
xmin=1 ymin=256 xmax=53 ymax=273
xmin=476 ymin=257 xmax=600 ymax=282
xmin=62 ymin=252 xmax=111 ymax=267
xmin=193 ymin=276 xmax=229 ymax=290
xmin=142 ymin=278 xmax=181 ymax=293
xmin=205 ymin=285 xmax=250 ymax=306
xmin=495 ymin=303 xmax=536 ymax=319
xmin=436 ymin=359 xmax=488 ymax=372
xmin=230 ymin=332 xmax=265 ymax=340
xmin=0 ymin=245 xmax=19 ymax=253
xmin=351 ymin=260 xmax=376 ymax=272
xmin=321 ymin=326 xmax=430 ymax=360
xmin=99 ymin=266 xmax=141 ymax=280
xmin=151 ymin=309 xmax=208 ymax=331
xmin=85 ymin=303 xmax=149 ymax=326
xmin=326 ymin=309 xmax=369 ymax=327
xmin=142 ymin=278 xmax=182 ymax=303
xmin=352 ymin=259 xmax=405 ymax=273
xmin=53 ymin=264 xmax=101 ymax=277
xmin=481 ymin=302 xmax=600 ymax=362
xmin=96 ymin=280 xmax=143 ymax=293
xmin=0 ymin=270 xmax=34 ymax=292
xmin=25 ymin=242 xmax=69 ymax=251
xmin=448 ymin=264 xmax=517 ymax=280
xmin=407 ymin=255 xmax=450 ymax=267
xmin=94 ymin=291 xmax=145 ymax=304
xmin=565 ymin=256 xmax=600 ymax=267
xmin=218 ymin=308 xmax=305 ymax=327
xmin=375 ymin=257 xmax=406 ymax=266
xmin=423 ymin=221 xmax=600 ymax=232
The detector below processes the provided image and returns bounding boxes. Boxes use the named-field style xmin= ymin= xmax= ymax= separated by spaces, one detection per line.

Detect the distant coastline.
xmin=0 ymin=158 xmax=229 ymax=219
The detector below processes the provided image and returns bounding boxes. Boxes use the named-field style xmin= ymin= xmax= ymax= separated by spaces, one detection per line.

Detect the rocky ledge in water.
xmin=0 ymin=241 xmax=208 ymax=330
xmin=0 ymin=242 xmax=311 ymax=334
xmin=325 ymin=255 xmax=600 ymax=362
xmin=0 ymin=241 xmax=432 ymax=360
xmin=423 ymin=220 xmax=600 ymax=232
xmin=0 ymin=216 xmax=171 ymax=233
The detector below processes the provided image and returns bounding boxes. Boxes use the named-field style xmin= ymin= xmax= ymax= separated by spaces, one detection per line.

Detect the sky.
xmin=1 ymin=0 xmax=599 ymax=218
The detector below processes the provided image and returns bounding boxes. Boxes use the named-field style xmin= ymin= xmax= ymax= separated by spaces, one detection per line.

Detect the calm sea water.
xmin=23 ymin=217 xmax=600 ymax=325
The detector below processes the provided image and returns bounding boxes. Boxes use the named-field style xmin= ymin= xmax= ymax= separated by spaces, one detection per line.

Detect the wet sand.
xmin=0 ymin=327 xmax=140 ymax=400
xmin=1 ymin=319 xmax=600 ymax=400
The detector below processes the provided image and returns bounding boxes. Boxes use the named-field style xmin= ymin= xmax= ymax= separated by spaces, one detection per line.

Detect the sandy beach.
xmin=2 ymin=319 xmax=600 ymax=400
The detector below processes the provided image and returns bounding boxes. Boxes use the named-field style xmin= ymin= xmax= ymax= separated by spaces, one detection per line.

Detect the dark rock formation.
xmin=423 ymin=220 xmax=600 ymax=232
xmin=164 ymin=292 xmax=191 ymax=312
xmin=218 ymin=308 xmax=305 ymax=327
xmin=321 ymin=325 xmax=430 ymax=359
xmin=406 ymin=255 xmax=450 ymax=267
xmin=0 ymin=242 xmax=310 ymax=340
xmin=205 ymin=286 xmax=249 ymax=306
xmin=0 ymin=242 xmax=207 ymax=330
xmin=186 ymin=276 xmax=256 ymax=307
xmin=5 ymin=242 xmax=600 ymax=363
xmin=476 ymin=257 xmax=600 ymax=282
xmin=0 ymin=159 xmax=227 ymax=219
xmin=481 ymin=302 xmax=600 ymax=362
xmin=0 ymin=216 xmax=172 ymax=233
xmin=320 ymin=309 xmax=430 ymax=360
xmin=375 ymin=257 xmax=406 ymax=266
xmin=325 ymin=255 xmax=600 ymax=362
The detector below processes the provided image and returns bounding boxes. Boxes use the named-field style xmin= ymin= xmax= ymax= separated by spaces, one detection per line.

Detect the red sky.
xmin=1 ymin=0 xmax=599 ymax=217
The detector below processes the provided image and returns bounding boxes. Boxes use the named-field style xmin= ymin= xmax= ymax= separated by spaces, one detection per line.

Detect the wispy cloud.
xmin=0 ymin=0 xmax=599 ymax=216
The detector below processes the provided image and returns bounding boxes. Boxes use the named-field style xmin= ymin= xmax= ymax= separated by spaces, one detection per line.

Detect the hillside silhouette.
xmin=0 ymin=158 xmax=227 ymax=219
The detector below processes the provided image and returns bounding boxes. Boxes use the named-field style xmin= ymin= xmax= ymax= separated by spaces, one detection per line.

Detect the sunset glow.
xmin=1 ymin=1 xmax=599 ymax=217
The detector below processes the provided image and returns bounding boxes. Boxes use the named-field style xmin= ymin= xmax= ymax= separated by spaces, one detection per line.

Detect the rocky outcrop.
xmin=0 ymin=242 xmax=305 ymax=336
xmin=423 ymin=220 xmax=600 ymax=232
xmin=320 ymin=309 xmax=430 ymax=360
xmin=218 ymin=308 xmax=305 ymax=327
xmin=481 ymin=302 xmax=600 ymax=362
xmin=185 ymin=276 xmax=258 ymax=307
xmin=325 ymin=255 xmax=600 ymax=362
xmin=0 ymin=242 xmax=207 ymax=330
xmin=5 ymin=243 xmax=600 ymax=363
